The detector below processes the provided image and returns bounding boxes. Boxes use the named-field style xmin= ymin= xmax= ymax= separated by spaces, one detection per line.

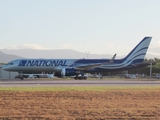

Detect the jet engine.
xmin=61 ymin=68 xmax=77 ymax=76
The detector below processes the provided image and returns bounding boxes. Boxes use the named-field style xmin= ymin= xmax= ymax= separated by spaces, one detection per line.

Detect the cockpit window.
xmin=7 ymin=62 xmax=13 ymax=65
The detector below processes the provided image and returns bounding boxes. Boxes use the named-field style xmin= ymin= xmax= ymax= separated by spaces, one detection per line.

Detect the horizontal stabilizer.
xmin=109 ymin=53 xmax=116 ymax=64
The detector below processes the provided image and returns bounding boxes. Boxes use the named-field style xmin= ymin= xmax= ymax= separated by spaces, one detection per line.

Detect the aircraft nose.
xmin=3 ymin=65 xmax=10 ymax=71
xmin=3 ymin=66 xmax=7 ymax=71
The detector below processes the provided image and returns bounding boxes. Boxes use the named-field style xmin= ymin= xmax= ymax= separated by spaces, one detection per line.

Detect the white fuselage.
xmin=3 ymin=59 xmax=76 ymax=73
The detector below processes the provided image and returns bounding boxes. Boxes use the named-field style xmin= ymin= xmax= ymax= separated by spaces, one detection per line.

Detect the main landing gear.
xmin=15 ymin=74 xmax=25 ymax=80
xmin=74 ymin=75 xmax=87 ymax=80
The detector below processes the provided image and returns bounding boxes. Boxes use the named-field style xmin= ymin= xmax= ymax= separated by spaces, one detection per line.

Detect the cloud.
xmin=105 ymin=43 xmax=114 ymax=48
xmin=150 ymin=41 xmax=160 ymax=48
xmin=60 ymin=44 xmax=74 ymax=49
xmin=146 ymin=41 xmax=160 ymax=55
xmin=4 ymin=44 xmax=46 ymax=50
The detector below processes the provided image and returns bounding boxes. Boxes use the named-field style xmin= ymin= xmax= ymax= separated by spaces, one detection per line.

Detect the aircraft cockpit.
xmin=6 ymin=62 xmax=14 ymax=65
xmin=3 ymin=61 xmax=15 ymax=71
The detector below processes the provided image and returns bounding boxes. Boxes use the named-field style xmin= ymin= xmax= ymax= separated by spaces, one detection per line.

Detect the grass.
xmin=0 ymin=86 xmax=160 ymax=91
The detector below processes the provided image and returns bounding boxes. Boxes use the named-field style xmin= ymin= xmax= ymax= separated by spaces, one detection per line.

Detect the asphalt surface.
xmin=0 ymin=79 xmax=160 ymax=87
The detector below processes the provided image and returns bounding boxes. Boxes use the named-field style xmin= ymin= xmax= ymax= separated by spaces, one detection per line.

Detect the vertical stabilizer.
xmin=123 ymin=37 xmax=152 ymax=63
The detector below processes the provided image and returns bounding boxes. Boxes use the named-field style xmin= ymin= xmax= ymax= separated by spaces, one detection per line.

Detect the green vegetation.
xmin=113 ymin=58 xmax=160 ymax=75
xmin=0 ymin=63 xmax=6 ymax=65
xmin=0 ymin=86 xmax=160 ymax=91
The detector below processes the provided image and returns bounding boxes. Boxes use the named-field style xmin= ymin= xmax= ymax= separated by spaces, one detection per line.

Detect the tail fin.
xmin=123 ymin=37 xmax=152 ymax=64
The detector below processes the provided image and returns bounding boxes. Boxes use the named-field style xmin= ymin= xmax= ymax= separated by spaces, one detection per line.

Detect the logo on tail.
xmin=123 ymin=37 xmax=152 ymax=64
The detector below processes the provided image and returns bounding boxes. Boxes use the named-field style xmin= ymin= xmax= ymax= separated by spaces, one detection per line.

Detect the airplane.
xmin=3 ymin=37 xmax=152 ymax=80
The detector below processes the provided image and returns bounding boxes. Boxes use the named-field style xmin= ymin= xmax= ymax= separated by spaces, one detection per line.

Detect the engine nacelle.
xmin=61 ymin=68 xmax=77 ymax=76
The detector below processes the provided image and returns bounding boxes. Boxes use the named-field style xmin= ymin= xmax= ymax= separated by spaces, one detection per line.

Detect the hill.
xmin=0 ymin=49 xmax=158 ymax=63
xmin=0 ymin=51 xmax=23 ymax=63
xmin=0 ymin=49 xmax=114 ymax=59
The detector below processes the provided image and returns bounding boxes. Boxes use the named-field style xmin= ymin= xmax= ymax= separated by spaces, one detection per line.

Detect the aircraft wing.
xmin=74 ymin=54 xmax=116 ymax=70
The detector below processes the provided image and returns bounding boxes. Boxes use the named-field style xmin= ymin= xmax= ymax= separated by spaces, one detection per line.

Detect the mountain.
xmin=0 ymin=49 xmax=158 ymax=63
xmin=146 ymin=54 xmax=160 ymax=59
xmin=0 ymin=49 xmax=115 ymax=59
xmin=0 ymin=51 xmax=24 ymax=63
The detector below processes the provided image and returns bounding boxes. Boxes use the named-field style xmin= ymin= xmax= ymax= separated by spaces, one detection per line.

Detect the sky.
xmin=0 ymin=0 xmax=160 ymax=56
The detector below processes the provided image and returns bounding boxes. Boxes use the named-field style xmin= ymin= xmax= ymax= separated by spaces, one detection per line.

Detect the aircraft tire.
xmin=21 ymin=77 xmax=24 ymax=80
xmin=83 ymin=76 xmax=87 ymax=80
xmin=74 ymin=76 xmax=87 ymax=80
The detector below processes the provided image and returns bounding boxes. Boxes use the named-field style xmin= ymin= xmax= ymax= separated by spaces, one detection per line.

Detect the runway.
xmin=0 ymin=79 xmax=160 ymax=87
